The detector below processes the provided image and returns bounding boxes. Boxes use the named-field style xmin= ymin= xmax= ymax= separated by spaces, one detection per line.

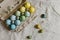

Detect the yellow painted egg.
xmin=25 ymin=2 xmax=31 ymax=9
xmin=29 ymin=6 xmax=35 ymax=13
xmin=20 ymin=6 xmax=25 ymax=12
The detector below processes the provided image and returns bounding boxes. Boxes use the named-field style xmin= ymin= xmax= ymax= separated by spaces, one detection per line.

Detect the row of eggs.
xmin=5 ymin=2 xmax=35 ymax=30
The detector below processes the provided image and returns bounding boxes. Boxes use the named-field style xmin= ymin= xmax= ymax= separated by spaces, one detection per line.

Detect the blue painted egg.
xmin=6 ymin=19 xmax=11 ymax=25
xmin=15 ymin=11 xmax=21 ymax=16
xmin=10 ymin=24 xmax=16 ymax=30
xmin=25 ymin=11 xmax=30 ymax=17
xmin=15 ymin=20 xmax=21 ymax=26
xmin=10 ymin=15 xmax=16 ymax=20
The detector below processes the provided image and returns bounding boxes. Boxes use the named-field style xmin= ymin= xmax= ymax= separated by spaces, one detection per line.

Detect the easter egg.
xmin=10 ymin=15 xmax=16 ymax=20
xmin=15 ymin=20 xmax=21 ymax=26
xmin=6 ymin=19 xmax=11 ymax=25
xmin=20 ymin=6 xmax=25 ymax=12
xmin=25 ymin=2 xmax=31 ymax=9
xmin=10 ymin=24 xmax=16 ymax=30
xmin=25 ymin=11 xmax=30 ymax=17
xmin=29 ymin=6 xmax=35 ymax=13
xmin=15 ymin=11 xmax=21 ymax=16
xmin=20 ymin=16 xmax=25 ymax=21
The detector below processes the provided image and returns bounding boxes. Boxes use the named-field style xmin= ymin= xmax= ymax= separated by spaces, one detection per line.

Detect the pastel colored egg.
xmin=20 ymin=16 xmax=26 ymax=21
xmin=20 ymin=6 xmax=25 ymax=12
xmin=25 ymin=2 xmax=31 ymax=9
xmin=25 ymin=11 xmax=30 ymax=17
xmin=29 ymin=6 xmax=35 ymax=13
xmin=10 ymin=24 xmax=16 ymax=30
xmin=6 ymin=19 xmax=11 ymax=25
xmin=10 ymin=15 xmax=16 ymax=20
xmin=15 ymin=20 xmax=21 ymax=26
xmin=15 ymin=11 xmax=21 ymax=16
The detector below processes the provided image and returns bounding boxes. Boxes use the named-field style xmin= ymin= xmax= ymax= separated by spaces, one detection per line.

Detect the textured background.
xmin=0 ymin=0 xmax=60 ymax=40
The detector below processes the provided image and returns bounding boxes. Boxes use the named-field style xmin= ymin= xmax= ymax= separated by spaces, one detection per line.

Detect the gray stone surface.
xmin=0 ymin=0 xmax=60 ymax=40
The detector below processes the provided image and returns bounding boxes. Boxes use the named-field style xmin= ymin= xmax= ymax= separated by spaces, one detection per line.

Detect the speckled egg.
xmin=20 ymin=6 xmax=25 ymax=12
xmin=25 ymin=11 xmax=30 ymax=17
xmin=6 ymin=19 xmax=11 ymax=25
xmin=20 ymin=16 xmax=26 ymax=21
xmin=25 ymin=2 xmax=31 ymax=9
xmin=15 ymin=20 xmax=21 ymax=26
xmin=10 ymin=24 xmax=16 ymax=30
xmin=29 ymin=6 xmax=35 ymax=13
xmin=10 ymin=15 xmax=16 ymax=20
xmin=15 ymin=11 xmax=21 ymax=16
